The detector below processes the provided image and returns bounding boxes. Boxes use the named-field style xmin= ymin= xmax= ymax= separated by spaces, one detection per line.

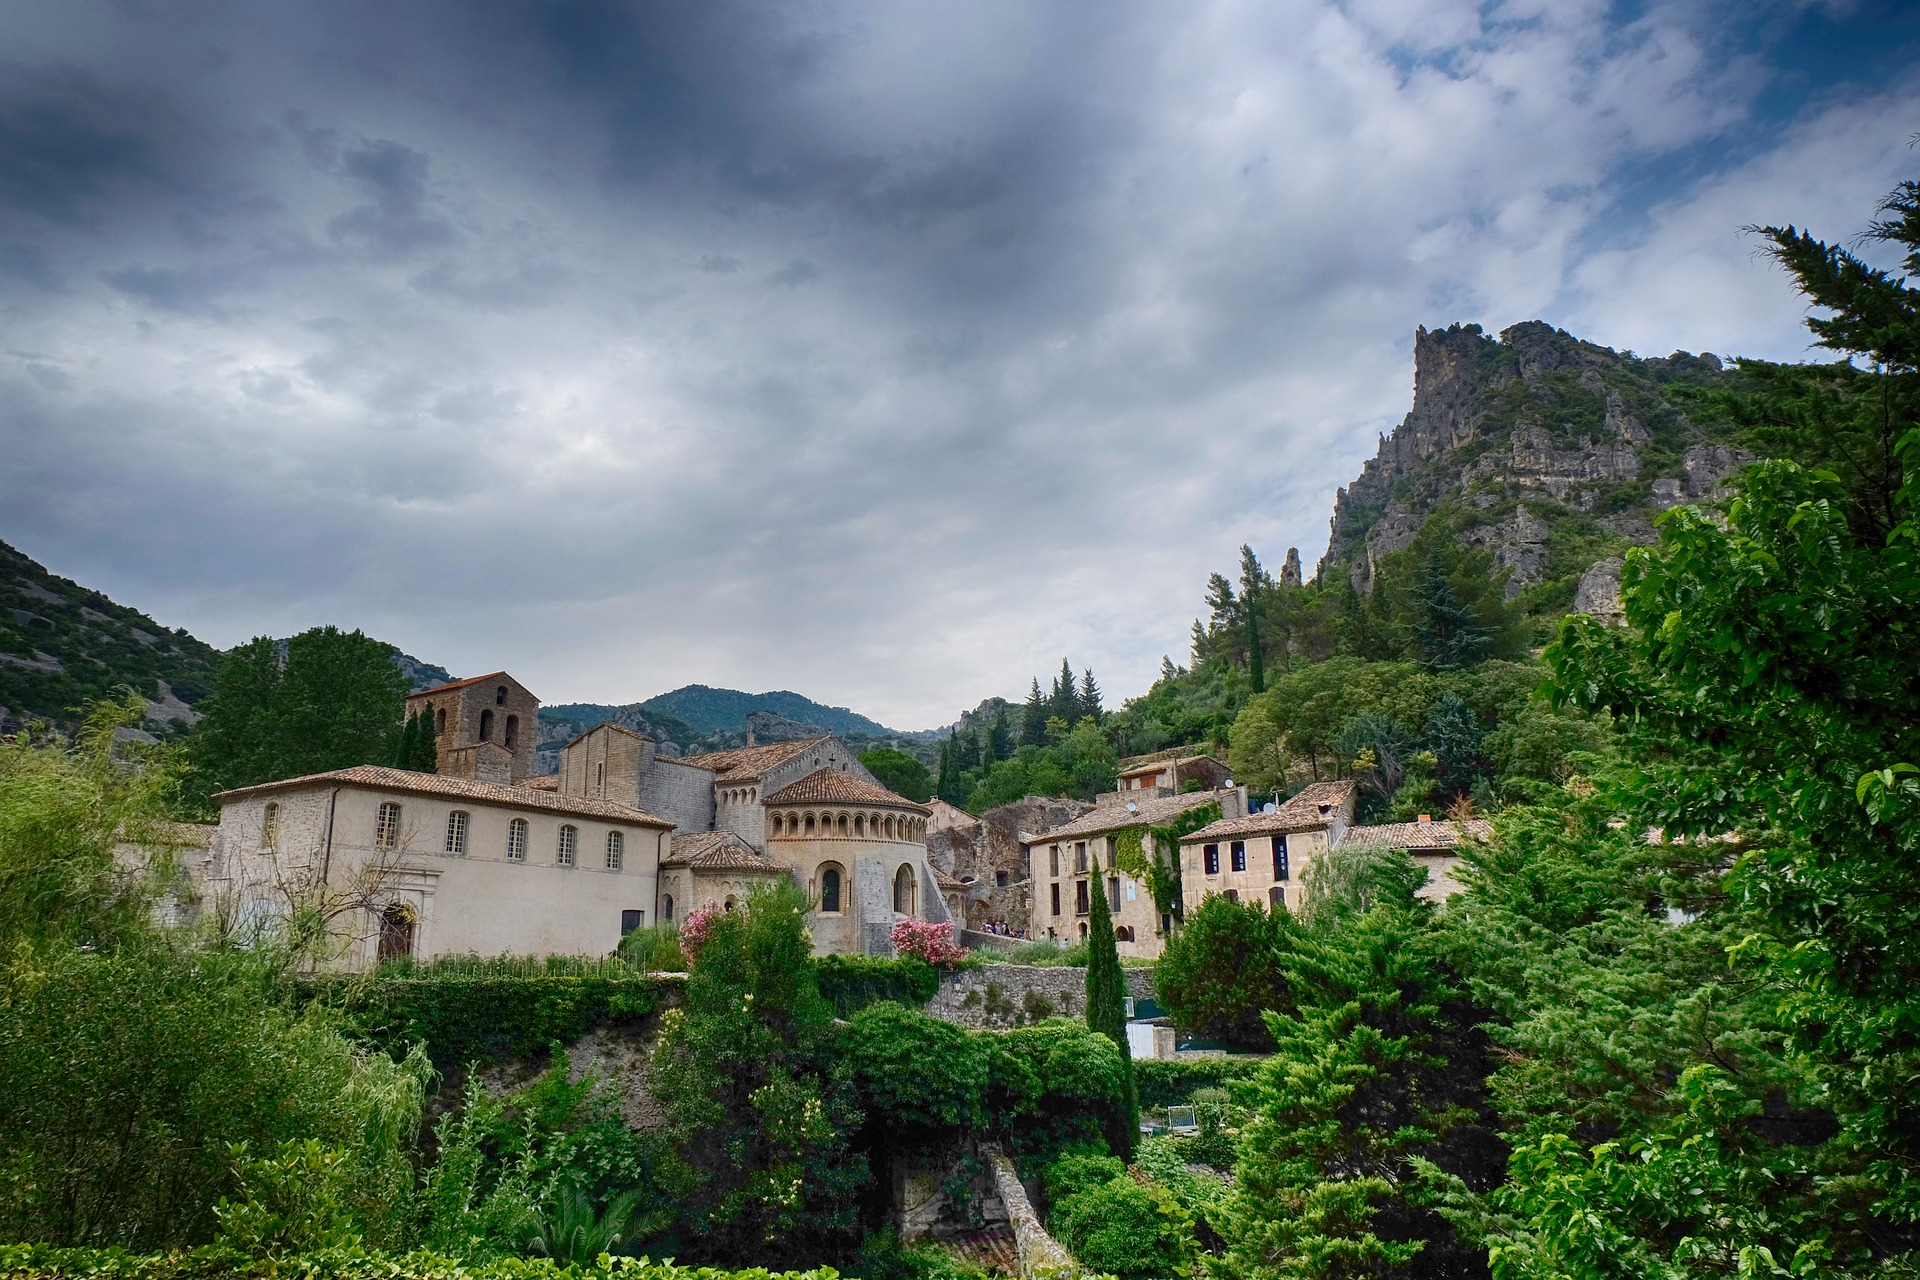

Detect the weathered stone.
xmin=1574 ymin=557 xmax=1626 ymax=626
xmin=924 ymin=962 xmax=1154 ymax=1030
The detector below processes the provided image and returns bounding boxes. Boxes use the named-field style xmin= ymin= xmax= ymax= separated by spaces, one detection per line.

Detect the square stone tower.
xmin=406 ymin=672 xmax=540 ymax=781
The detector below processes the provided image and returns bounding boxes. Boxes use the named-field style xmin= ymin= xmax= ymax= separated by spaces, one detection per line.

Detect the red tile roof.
xmin=406 ymin=671 xmax=514 ymax=699
xmin=1181 ymin=780 xmax=1358 ymax=842
xmin=674 ymin=737 xmax=833 ymax=782
xmin=212 ymin=765 xmax=672 ymax=827
xmin=1341 ymin=818 xmax=1493 ymax=851
xmin=661 ymin=830 xmax=785 ymax=872
xmin=763 ymin=768 xmax=929 ymax=811
xmin=1021 ymin=789 xmax=1233 ymax=844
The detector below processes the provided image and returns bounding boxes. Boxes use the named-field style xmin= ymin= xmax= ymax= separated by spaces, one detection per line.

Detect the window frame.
xmin=444 ymin=809 xmax=470 ymax=856
xmin=557 ymin=824 xmax=578 ymax=868
xmin=605 ymin=829 xmax=624 ymax=871
xmin=820 ymin=864 xmax=844 ymax=914
xmin=1272 ymin=834 xmax=1290 ymax=882
xmin=1230 ymin=840 xmax=1247 ymax=872
xmin=375 ymin=801 xmax=402 ymax=851
xmin=1203 ymin=843 xmax=1220 ymax=875
xmin=1051 ymin=882 xmax=1061 ymax=916
xmin=261 ymin=801 xmax=280 ymax=851
xmin=506 ymin=817 xmax=528 ymax=862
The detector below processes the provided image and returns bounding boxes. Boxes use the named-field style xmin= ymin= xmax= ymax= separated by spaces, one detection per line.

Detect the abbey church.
xmin=196 ymin=671 xmax=950 ymax=967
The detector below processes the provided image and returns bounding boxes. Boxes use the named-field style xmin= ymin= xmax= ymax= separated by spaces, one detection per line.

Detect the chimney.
xmin=746 ymin=730 xmax=756 ymax=748
xmin=1417 ymin=814 xmax=1432 ymax=824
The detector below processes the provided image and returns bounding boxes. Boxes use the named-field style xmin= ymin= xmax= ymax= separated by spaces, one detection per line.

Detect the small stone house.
xmin=1177 ymin=780 xmax=1357 ymax=915
xmin=1340 ymin=815 xmax=1492 ymax=902
xmin=408 ymin=672 xmax=540 ymax=783
xmin=1111 ymin=747 xmax=1233 ymax=797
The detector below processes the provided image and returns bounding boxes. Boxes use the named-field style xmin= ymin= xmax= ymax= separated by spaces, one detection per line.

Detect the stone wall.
xmin=927 ymin=796 xmax=1094 ymax=932
xmin=924 ymin=962 xmax=1155 ymax=1029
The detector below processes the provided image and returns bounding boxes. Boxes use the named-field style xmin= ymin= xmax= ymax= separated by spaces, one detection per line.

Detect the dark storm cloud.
xmin=0 ymin=0 xmax=1915 ymax=726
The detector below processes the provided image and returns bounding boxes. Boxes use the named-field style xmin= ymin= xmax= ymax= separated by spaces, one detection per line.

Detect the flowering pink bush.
xmin=679 ymin=902 xmax=721 ymax=961
xmin=891 ymin=918 xmax=970 ymax=967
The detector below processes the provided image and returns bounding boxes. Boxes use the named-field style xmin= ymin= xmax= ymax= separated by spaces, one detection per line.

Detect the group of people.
xmin=975 ymin=919 xmax=1029 ymax=939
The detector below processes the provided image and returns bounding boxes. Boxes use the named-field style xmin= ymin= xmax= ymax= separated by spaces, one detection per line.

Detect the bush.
xmin=889 ymin=920 xmax=969 ymax=967
xmin=0 ymin=1244 xmax=844 ymax=1280
xmin=987 ymin=1022 xmax=1129 ymax=1164
xmin=1132 ymin=1056 xmax=1265 ymax=1110
xmin=815 ymin=954 xmax=939 ymax=1017
xmin=293 ymin=971 xmax=670 ymax=1069
xmin=1002 ymin=941 xmax=1089 ymax=967
xmin=616 ymin=924 xmax=686 ymax=973
xmin=842 ymin=1004 xmax=990 ymax=1138
xmin=1045 ymin=1169 xmax=1192 ymax=1280
xmin=1153 ymin=893 xmax=1293 ymax=1050
xmin=1041 ymin=1153 xmax=1124 ymax=1204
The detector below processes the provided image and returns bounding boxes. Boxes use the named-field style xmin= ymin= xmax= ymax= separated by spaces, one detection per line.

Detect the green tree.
xmin=1241 ymin=544 xmax=1270 ymax=694
xmin=1084 ymin=853 xmax=1135 ymax=1159
xmin=1021 ymin=678 xmax=1049 ymax=746
xmin=1378 ymin=525 xmax=1526 ymax=669
xmin=1154 ymin=892 xmax=1293 ymax=1049
xmin=1077 ymin=668 xmax=1104 ymax=723
xmin=859 ymin=747 xmax=934 ymax=803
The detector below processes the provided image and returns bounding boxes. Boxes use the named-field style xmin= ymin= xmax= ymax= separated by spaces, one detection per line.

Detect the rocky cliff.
xmin=1319 ymin=321 xmax=1752 ymax=616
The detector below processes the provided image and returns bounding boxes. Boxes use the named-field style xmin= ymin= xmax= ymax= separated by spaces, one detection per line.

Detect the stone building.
xmin=207 ymin=764 xmax=672 ymax=965
xmin=1176 ymin=780 xmax=1357 ymax=914
xmin=1110 ymin=747 xmax=1232 ymax=796
xmin=554 ymin=721 xmax=945 ymax=956
xmin=1020 ymin=787 xmax=1249 ymax=960
xmin=408 ymin=672 xmax=540 ymax=783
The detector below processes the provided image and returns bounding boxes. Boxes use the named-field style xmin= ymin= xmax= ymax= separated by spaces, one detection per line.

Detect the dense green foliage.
xmin=1083 ymin=851 xmax=1136 ymax=1158
xmin=812 ymin=954 xmax=941 ymax=1017
xmin=935 ymin=660 xmax=1110 ymax=808
xmin=1152 ymin=893 xmax=1294 ymax=1049
xmin=183 ymin=627 xmax=414 ymax=811
xmin=0 ymin=539 xmax=221 ymax=730
xmin=1131 ymin=1056 xmax=1265 ymax=1110
xmin=1042 ymin=1151 xmax=1193 ymax=1280
xmin=855 ymin=749 xmax=933 ymax=803
xmin=0 ymin=1244 xmax=842 ymax=1280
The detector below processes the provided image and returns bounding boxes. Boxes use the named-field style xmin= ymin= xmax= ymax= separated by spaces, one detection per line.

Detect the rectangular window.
xmin=621 ymin=909 xmax=643 ymax=935
xmin=557 ymin=824 xmax=578 ymax=868
xmin=1075 ymin=880 xmax=1089 ymax=915
xmin=375 ymin=801 xmax=402 ymax=851
xmin=996 ymin=869 xmax=1009 ymax=887
xmin=1273 ymin=835 xmax=1289 ymax=881
xmin=605 ymin=830 xmax=624 ymax=871
xmin=1204 ymin=843 xmax=1220 ymax=875
xmin=507 ymin=818 xmax=528 ymax=862
xmin=1049 ymin=845 xmax=1060 ymax=876
xmin=1230 ymin=840 xmax=1246 ymax=872
xmin=1108 ymin=877 xmax=1121 ymax=912
xmin=444 ymin=810 xmax=469 ymax=856
xmin=1224 ymin=888 xmax=1239 ymax=903
xmin=1074 ymin=842 xmax=1088 ymax=872
xmin=1051 ymin=883 xmax=1061 ymax=916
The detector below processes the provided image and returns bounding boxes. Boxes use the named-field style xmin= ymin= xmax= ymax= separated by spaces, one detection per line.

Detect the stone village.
xmin=172 ymin=669 xmax=1483 ymax=969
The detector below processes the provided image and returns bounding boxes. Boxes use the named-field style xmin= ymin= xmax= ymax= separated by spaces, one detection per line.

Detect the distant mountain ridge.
xmin=640 ymin=684 xmax=894 ymax=738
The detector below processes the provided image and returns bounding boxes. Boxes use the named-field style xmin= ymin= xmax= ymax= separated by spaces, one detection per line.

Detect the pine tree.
xmin=1084 ymin=853 xmax=1136 ymax=1158
xmin=935 ymin=732 xmax=965 ymax=806
xmin=1077 ymin=669 xmax=1103 ymax=723
xmin=1240 ymin=546 xmax=1268 ymax=694
xmin=987 ymin=705 xmax=1011 ymax=761
xmin=1051 ymin=658 xmax=1078 ymax=724
xmin=1021 ymin=678 xmax=1048 ymax=746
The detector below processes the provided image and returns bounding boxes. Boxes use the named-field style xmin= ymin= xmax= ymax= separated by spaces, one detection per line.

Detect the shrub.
xmin=616 ymin=923 xmax=686 ymax=973
xmin=677 ymin=904 xmax=721 ymax=961
xmin=1047 ymin=1171 xmax=1192 ymax=1280
xmin=0 ymin=1244 xmax=844 ymax=1280
xmin=987 ymin=1022 xmax=1129 ymax=1164
xmin=1132 ymin=1057 xmax=1265 ymax=1110
xmin=842 ymin=1004 xmax=990 ymax=1138
xmin=889 ymin=919 xmax=968 ymax=967
xmin=816 ymin=954 xmax=940 ymax=1017
xmin=1041 ymin=1153 xmax=1124 ymax=1204
xmin=1153 ymin=893 xmax=1293 ymax=1050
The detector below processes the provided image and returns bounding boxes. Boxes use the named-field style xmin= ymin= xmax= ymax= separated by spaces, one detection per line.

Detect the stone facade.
xmin=923 ymin=963 xmax=1155 ymax=1029
xmin=927 ymin=796 xmax=1094 ymax=933
xmin=1177 ymin=780 xmax=1357 ymax=915
xmin=410 ymin=673 xmax=539 ymax=782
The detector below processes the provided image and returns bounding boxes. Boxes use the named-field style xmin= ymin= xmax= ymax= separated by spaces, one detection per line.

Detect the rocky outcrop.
xmin=927 ymin=796 xmax=1095 ymax=930
xmin=1320 ymin=322 xmax=1749 ymax=612
xmin=1574 ymin=557 xmax=1627 ymax=626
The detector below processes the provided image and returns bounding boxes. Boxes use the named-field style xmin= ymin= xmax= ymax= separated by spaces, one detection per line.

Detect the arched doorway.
xmin=893 ymin=863 xmax=916 ymax=916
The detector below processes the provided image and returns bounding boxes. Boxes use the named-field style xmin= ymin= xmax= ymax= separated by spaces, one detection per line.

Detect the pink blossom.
xmin=890 ymin=918 xmax=970 ymax=967
xmin=680 ymin=902 xmax=721 ymax=961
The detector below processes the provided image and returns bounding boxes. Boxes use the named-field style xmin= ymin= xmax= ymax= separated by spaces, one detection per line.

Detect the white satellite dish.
xmin=1125 ymin=801 xmax=1138 ymax=813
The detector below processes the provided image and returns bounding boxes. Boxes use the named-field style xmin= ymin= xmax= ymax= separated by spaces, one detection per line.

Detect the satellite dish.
xmin=1125 ymin=801 xmax=1138 ymax=813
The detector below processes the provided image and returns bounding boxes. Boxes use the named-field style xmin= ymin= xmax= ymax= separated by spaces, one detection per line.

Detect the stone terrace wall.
xmin=925 ymin=962 xmax=1155 ymax=1029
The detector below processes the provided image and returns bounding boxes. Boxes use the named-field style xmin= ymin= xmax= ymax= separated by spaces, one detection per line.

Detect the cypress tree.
xmin=1240 ymin=545 xmax=1268 ymax=694
xmin=1077 ymin=669 xmax=1103 ymax=723
xmin=1021 ymin=679 xmax=1048 ymax=746
xmin=1085 ymin=853 xmax=1136 ymax=1158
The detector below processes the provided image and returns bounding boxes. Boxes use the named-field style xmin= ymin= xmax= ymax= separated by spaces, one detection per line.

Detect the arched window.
xmin=662 ymin=894 xmax=675 ymax=921
xmin=479 ymin=709 xmax=494 ymax=742
xmin=557 ymin=825 xmax=578 ymax=867
xmin=883 ymin=815 xmax=895 ymax=839
xmin=893 ymin=863 xmax=916 ymax=916
xmin=1269 ymin=885 xmax=1284 ymax=908
xmin=804 ymin=812 xmax=816 ymax=835
xmin=854 ymin=814 xmax=865 ymax=836
xmin=262 ymin=802 xmax=280 ymax=851
xmin=1077 ymin=921 xmax=1088 ymax=941
xmin=1116 ymin=926 xmax=1134 ymax=942
xmin=435 ymin=707 xmax=446 ymax=734
xmin=820 ymin=865 xmax=843 ymax=913
xmin=375 ymin=802 xmax=402 ymax=850
xmin=605 ymin=830 xmax=624 ymax=871
xmin=495 ymin=685 xmax=508 ymax=706
xmin=444 ymin=810 xmax=470 ymax=856
xmin=505 ymin=715 xmax=519 ymax=750
xmin=506 ymin=818 xmax=528 ymax=861
xmin=837 ymin=812 xmax=849 ymax=835
xmin=724 ymin=895 xmax=737 ymax=912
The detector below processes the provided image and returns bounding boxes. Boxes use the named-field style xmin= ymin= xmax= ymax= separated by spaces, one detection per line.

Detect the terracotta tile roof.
xmin=661 ymin=830 xmax=785 ymax=872
xmin=1341 ymin=818 xmax=1493 ymax=851
xmin=1117 ymin=744 xmax=1213 ymax=772
xmin=1021 ymin=789 xmax=1233 ymax=844
xmin=931 ymin=864 xmax=967 ymax=892
xmin=1182 ymin=780 xmax=1358 ymax=842
xmin=212 ymin=765 xmax=673 ymax=828
xmin=407 ymin=671 xmax=511 ymax=698
xmin=763 ymin=768 xmax=930 ymax=812
xmin=517 ymin=775 xmax=561 ymax=791
xmin=674 ymin=737 xmax=832 ymax=782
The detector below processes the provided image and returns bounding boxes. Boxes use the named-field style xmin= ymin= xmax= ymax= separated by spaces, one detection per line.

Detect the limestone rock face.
xmin=1574 ymin=557 xmax=1627 ymax=626
xmin=926 ymin=795 xmax=1095 ymax=931
xmin=1321 ymin=321 xmax=1747 ymax=612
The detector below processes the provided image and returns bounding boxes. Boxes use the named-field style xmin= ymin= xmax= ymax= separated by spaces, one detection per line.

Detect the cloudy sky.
xmin=3 ymin=0 xmax=1917 ymax=728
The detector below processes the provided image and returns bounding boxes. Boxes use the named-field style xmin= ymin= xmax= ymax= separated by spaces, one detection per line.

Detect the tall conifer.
xmin=1084 ymin=853 xmax=1135 ymax=1158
